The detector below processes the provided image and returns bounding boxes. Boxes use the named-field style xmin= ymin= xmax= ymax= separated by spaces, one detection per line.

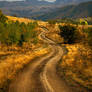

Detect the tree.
xmin=48 ymin=20 xmax=56 ymax=26
xmin=88 ymin=28 xmax=92 ymax=48
xmin=59 ymin=25 xmax=77 ymax=44
xmin=0 ymin=22 xmax=6 ymax=44
xmin=0 ymin=10 xmax=7 ymax=23
xmin=0 ymin=12 xmax=38 ymax=46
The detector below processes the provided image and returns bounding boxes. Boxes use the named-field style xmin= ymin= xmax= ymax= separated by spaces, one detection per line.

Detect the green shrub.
xmin=33 ymin=37 xmax=38 ymax=45
xmin=82 ymin=27 xmax=92 ymax=48
xmin=59 ymin=25 xmax=77 ymax=44
xmin=48 ymin=20 xmax=56 ymax=25
xmin=20 ymin=22 xmax=38 ymax=42
xmin=0 ymin=22 xmax=6 ymax=43
xmin=0 ymin=10 xmax=7 ymax=23
xmin=0 ymin=10 xmax=38 ymax=46
xmin=88 ymin=28 xmax=92 ymax=47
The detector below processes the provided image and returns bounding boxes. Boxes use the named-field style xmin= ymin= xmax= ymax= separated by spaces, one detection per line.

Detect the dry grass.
xmin=59 ymin=44 xmax=92 ymax=91
xmin=46 ymin=33 xmax=63 ymax=43
xmin=49 ymin=24 xmax=92 ymax=91
xmin=0 ymin=46 xmax=49 ymax=89
xmin=7 ymin=16 xmax=34 ymax=24
xmin=45 ymin=24 xmax=63 ymax=43
xmin=7 ymin=16 xmax=48 ymax=26
xmin=0 ymin=16 xmax=49 ymax=90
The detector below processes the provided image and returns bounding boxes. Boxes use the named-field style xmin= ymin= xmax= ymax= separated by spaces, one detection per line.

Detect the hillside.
xmin=35 ymin=1 xmax=92 ymax=20
xmin=0 ymin=8 xmax=92 ymax=92
xmin=0 ymin=0 xmax=92 ymax=20
xmin=0 ymin=4 xmax=56 ymax=19
xmin=54 ymin=0 xmax=92 ymax=4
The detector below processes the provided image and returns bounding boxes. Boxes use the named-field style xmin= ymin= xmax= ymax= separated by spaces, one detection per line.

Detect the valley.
xmin=0 ymin=0 xmax=92 ymax=20
xmin=0 ymin=1 xmax=92 ymax=91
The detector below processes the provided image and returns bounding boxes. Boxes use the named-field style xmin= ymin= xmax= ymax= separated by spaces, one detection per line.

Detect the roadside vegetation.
xmin=0 ymin=10 xmax=38 ymax=46
xmin=47 ymin=17 xmax=92 ymax=25
xmin=59 ymin=25 xmax=77 ymax=44
xmin=46 ymin=19 xmax=92 ymax=91
xmin=58 ymin=24 xmax=92 ymax=91
xmin=0 ymin=10 xmax=49 ymax=92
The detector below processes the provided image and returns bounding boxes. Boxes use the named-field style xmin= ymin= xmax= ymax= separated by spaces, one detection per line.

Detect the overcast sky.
xmin=41 ymin=0 xmax=56 ymax=2
xmin=40 ymin=0 xmax=56 ymax=2
xmin=0 ymin=0 xmax=56 ymax=2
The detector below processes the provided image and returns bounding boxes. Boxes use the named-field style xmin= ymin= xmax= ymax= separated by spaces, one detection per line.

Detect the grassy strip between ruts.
xmin=0 ymin=47 xmax=49 ymax=91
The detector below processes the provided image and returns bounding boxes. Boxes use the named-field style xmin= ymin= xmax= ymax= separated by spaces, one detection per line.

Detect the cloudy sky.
xmin=0 ymin=0 xmax=56 ymax=2
xmin=40 ymin=0 xmax=56 ymax=2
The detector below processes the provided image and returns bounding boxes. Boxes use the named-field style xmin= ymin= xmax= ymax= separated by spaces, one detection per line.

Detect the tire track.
xmin=8 ymin=27 xmax=73 ymax=92
xmin=8 ymin=45 xmax=58 ymax=92
xmin=40 ymin=46 xmax=73 ymax=92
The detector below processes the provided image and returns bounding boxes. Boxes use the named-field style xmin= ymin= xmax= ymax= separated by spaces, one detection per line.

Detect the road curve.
xmin=8 ymin=27 xmax=73 ymax=92
xmin=40 ymin=45 xmax=73 ymax=92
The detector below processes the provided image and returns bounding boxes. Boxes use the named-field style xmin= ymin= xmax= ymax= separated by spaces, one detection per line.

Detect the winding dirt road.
xmin=8 ymin=28 xmax=73 ymax=92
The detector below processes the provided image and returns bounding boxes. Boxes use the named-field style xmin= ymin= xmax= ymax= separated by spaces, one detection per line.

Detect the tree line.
xmin=59 ymin=24 xmax=92 ymax=48
xmin=0 ymin=10 xmax=38 ymax=46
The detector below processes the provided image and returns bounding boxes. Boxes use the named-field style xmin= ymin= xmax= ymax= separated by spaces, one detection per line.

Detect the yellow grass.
xmin=45 ymin=24 xmax=63 ymax=43
xmin=0 ymin=15 xmax=50 ymax=90
xmin=7 ymin=16 xmax=34 ymax=24
xmin=7 ymin=16 xmax=48 ymax=26
xmin=0 ymin=47 xmax=49 ymax=88
xmin=60 ymin=44 xmax=92 ymax=90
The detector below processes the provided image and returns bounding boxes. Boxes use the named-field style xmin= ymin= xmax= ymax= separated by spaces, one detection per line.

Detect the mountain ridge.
xmin=33 ymin=1 xmax=92 ymax=20
xmin=0 ymin=0 xmax=92 ymax=6
xmin=0 ymin=0 xmax=92 ymax=20
xmin=54 ymin=0 xmax=92 ymax=4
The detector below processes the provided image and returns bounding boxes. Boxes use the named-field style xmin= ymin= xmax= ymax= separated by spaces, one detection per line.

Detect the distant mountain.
xmin=25 ymin=0 xmax=53 ymax=5
xmin=0 ymin=0 xmax=53 ymax=7
xmin=0 ymin=0 xmax=92 ymax=20
xmin=35 ymin=1 xmax=92 ymax=20
xmin=55 ymin=0 xmax=92 ymax=4
xmin=0 ymin=0 xmax=92 ymax=7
